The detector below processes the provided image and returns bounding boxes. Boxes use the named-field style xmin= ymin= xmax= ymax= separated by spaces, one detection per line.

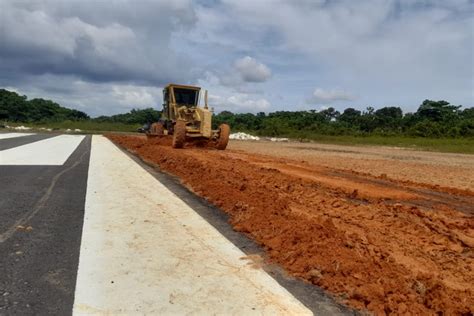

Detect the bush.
xmin=409 ymin=121 xmax=443 ymax=137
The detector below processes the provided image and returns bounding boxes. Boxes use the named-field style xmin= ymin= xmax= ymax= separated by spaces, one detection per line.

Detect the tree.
xmin=0 ymin=89 xmax=89 ymax=122
xmin=2 ymin=87 xmax=472 ymax=139
xmin=416 ymin=100 xmax=460 ymax=122
xmin=339 ymin=108 xmax=361 ymax=125
xmin=375 ymin=107 xmax=403 ymax=131
xmin=320 ymin=107 xmax=340 ymax=121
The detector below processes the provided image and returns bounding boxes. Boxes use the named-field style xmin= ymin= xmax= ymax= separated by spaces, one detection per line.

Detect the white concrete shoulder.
xmin=73 ymin=135 xmax=311 ymax=315
xmin=0 ymin=135 xmax=84 ymax=165
xmin=0 ymin=132 xmax=34 ymax=139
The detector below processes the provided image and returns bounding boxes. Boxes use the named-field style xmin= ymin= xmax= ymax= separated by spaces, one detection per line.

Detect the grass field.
xmin=301 ymin=135 xmax=474 ymax=154
xmin=3 ymin=121 xmax=473 ymax=154
xmin=242 ymin=129 xmax=474 ymax=154
xmin=5 ymin=121 xmax=140 ymax=133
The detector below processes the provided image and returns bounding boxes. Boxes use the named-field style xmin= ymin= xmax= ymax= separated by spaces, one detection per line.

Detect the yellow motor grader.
xmin=147 ymin=83 xmax=230 ymax=150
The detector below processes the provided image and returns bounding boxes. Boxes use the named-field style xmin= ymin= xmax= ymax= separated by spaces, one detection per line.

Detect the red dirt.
xmin=107 ymin=134 xmax=474 ymax=315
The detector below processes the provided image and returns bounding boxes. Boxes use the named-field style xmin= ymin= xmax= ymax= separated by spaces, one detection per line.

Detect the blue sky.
xmin=0 ymin=0 xmax=473 ymax=116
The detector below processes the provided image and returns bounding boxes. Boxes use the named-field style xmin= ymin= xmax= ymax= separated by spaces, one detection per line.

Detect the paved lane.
xmin=0 ymin=133 xmax=57 ymax=151
xmin=0 ymin=135 xmax=90 ymax=315
xmin=0 ymin=133 xmax=34 ymax=140
xmin=0 ymin=135 xmax=85 ymax=165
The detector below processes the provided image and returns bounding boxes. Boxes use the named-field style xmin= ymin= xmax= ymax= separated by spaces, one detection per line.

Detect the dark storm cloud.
xmin=0 ymin=0 xmax=198 ymax=86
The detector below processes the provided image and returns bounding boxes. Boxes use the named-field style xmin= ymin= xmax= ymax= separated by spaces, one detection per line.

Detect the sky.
xmin=0 ymin=0 xmax=473 ymax=117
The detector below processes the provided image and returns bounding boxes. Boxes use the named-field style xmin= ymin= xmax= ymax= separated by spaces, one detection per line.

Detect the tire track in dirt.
xmin=228 ymin=154 xmax=474 ymax=216
xmin=107 ymin=134 xmax=474 ymax=315
xmin=230 ymin=141 xmax=474 ymax=193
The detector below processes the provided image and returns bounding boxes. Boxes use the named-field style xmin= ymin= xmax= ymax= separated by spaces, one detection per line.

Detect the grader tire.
xmin=216 ymin=123 xmax=230 ymax=150
xmin=150 ymin=122 xmax=164 ymax=136
xmin=172 ymin=121 xmax=186 ymax=148
xmin=153 ymin=122 xmax=165 ymax=135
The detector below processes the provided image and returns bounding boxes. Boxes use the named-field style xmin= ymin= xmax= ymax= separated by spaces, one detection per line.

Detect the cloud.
xmin=111 ymin=85 xmax=160 ymax=107
xmin=234 ymin=56 xmax=272 ymax=82
xmin=6 ymin=74 xmax=162 ymax=117
xmin=0 ymin=0 xmax=472 ymax=116
xmin=307 ymin=88 xmax=356 ymax=104
xmin=210 ymin=0 xmax=473 ymax=109
xmin=209 ymin=94 xmax=271 ymax=112
xmin=214 ymin=56 xmax=272 ymax=91
xmin=0 ymin=0 xmax=197 ymax=86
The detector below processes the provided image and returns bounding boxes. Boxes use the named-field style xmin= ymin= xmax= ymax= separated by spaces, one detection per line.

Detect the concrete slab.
xmin=73 ymin=135 xmax=312 ymax=315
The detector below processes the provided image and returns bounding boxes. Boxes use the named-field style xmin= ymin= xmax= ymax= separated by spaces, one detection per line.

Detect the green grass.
xmin=5 ymin=120 xmax=141 ymax=133
xmin=281 ymin=134 xmax=474 ymax=154
xmin=235 ymin=129 xmax=474 ymax=154
xmin=3 ymin=121 xmax=473 ymax=154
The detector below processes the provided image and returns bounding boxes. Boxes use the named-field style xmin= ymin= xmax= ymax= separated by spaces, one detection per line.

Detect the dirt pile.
xmin=107 ymin=134 xmax=474 ymax=315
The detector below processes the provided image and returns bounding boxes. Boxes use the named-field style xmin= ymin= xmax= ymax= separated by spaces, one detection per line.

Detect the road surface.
xmin=0 ymin=132 xmax=349 ymax=315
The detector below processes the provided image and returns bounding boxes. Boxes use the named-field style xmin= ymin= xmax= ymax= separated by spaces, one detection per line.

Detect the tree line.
xmin=1 ymin=88 xmax=472 ymax=138
xmin=213 ymin=100 xmax=474 ymax=138
xmin=0 ymin=89 xmax=90 ymax=122
xmin=0 ymin=89 xmax=161 ymax=125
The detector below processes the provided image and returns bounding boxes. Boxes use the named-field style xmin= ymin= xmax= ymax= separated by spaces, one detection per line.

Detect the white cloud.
xmin=111 ymin=85 xmax=159 ymax=107
xmin=307 ymin=88 xmax=356 ymax=104
xmin=214 ymin=56 xmax=272 ymax=91
xmin=8 ymin=75 xmax=162 ymax=116
xmin=234 ymin=56 xmax=272 ymax=82
xmin=209 ymin=94 xmax=271 ymax=112
xmin=3 ymin=87 xmax=20 ymax=94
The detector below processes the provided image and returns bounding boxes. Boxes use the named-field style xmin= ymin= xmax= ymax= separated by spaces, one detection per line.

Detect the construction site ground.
xmin=107 ymin=134 xmax=474 ymax=315
xmin=2 ymin=132 xmax=332 ymax=315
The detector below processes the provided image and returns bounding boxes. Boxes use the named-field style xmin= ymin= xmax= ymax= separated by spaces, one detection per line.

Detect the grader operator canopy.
xmin=162 ymin=84 xmax=202 ymax=122
xmin=173 ymin=88 xmax=199 ymax=106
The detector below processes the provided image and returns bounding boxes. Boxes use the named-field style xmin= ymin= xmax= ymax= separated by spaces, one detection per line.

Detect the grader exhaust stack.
xmin=147 ymin=84 xmax=230 ymax=150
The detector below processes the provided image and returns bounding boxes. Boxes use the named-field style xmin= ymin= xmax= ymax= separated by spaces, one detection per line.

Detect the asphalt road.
xmin=0 ymin=134 xmax=90 ymax=315
xmin=0 ymin=134 xmax=57 ymax=151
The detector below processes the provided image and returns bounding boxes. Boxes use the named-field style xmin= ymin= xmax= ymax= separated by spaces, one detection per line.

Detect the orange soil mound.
xmin=107 ymin=134 xmax=474 ymax=315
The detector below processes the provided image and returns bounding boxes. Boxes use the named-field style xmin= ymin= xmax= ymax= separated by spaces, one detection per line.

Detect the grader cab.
xmin=147 ymin=84 xmax=230 ymax=150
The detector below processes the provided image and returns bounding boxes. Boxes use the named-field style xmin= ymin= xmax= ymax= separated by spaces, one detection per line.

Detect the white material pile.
xmin=269 ymin=137 xmax=289 ymax=142
xmin=229 ymin=132 xmax=260 ymax=141
xmin=7 ymin=125 xmax=32 ymax=130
